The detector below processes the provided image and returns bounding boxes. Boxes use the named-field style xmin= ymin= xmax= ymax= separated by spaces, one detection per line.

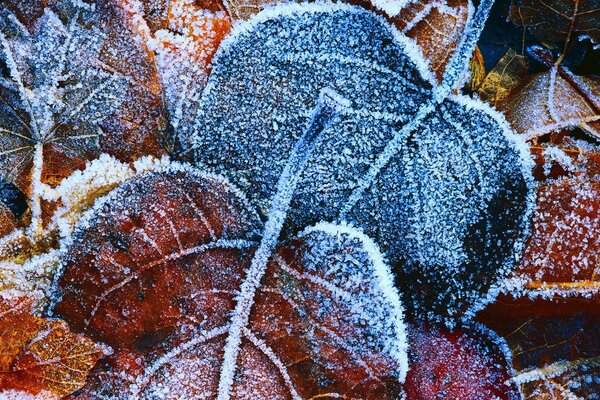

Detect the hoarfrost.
xmin=53 ymin=160 xmax=408 ymax=399
xmin=190 ymin=2 xmax=535 ymax=320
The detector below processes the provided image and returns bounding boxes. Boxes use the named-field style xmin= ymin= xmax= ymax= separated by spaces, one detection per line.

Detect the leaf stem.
xmin=28 ymin=142 xmax=44 ymax=239
xmin=216 ymin=89 xmax=349 ymax=400
xmin=436 ymin=0 xmax=496 ymax=101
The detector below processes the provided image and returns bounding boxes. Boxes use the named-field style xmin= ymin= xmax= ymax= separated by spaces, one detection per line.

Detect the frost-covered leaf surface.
xmin=124 ymin=0 xmax=231 ymax=143
xmin=390 ymin=0 xmax=474 ymax=81
xmin=0 ymin=0 xmax=167 ymax=231
xmin=404 ymin=321 xmax=520 ymax=399
xmin=190 ymin=3 xmax=534 ymax=320
xmin=518 ymin=162 xmax=600 ymax=294
xmin=55 ymin=164 xmax=408 ymax=399
xmin=500 ymin=69 xmax=600 ymax=139
xmin=0 ymin=291 xmax=108 ymax=398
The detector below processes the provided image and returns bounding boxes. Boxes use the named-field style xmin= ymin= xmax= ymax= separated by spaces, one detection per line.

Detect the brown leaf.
xmin=391 ymin=0 xmax=473 ymax=81
xmin=477 ymin=49 xmax=529 ymax=107
xmin=479 ymin=297 xmax=600 ymax=399
xmin=119 ymin=0 xmax=231 ymax=146
xmin=509 ymin=0 xmax=600 ymax=51
xmin=516 ymin=358 xmax=600 ymax=399
xmin=55 ymin=164 xmax=407 ymax=399
xmin=495 ymin=137 xmax=600 ymax=301
xmin=223 ymin=0 xmax=278 ymax=20
xmin=500 ymin=68 xmax=600 ymax=139
xmin=518 ymin=159 xmax=600 ymax=294
xmin=0 ymin=291 xmax=108 ymax=398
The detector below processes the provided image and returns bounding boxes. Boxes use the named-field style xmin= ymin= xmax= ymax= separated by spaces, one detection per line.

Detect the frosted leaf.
xmin=500 ymin=68 xmax=600 ymax=140
xmin=0 ymin=0 xmax=168 ymax=234
xmin=54 ymin=164 xmax=407 ymax=399
xmin=477 ymin=48 xmax=529 ymax=107
xmin=0 ymin=249 xmax=61 ymax=304
xmin=0 ymin=290 xmax=109 ymax=398
xmin=370 ymin=0 xmax=412 ymax=17
xmin=498 ymin=144 xmax=600 ymax=300
xmin=390 ymin=0 xmax=474 ymax=81
xmin=190 ymin=3 xmax=535 ymax=320
xmin=45 ymin=154 xmax=137 ymax=238
xmin=121 ymin=0 xmax=231 ymax=150
xmin=223 ymin=0 xmax=288 ymax=20
xmin=404 ymin=321 xmax=520 ymax=399
xmin=513 ymin=358 xmax=600 ymax=399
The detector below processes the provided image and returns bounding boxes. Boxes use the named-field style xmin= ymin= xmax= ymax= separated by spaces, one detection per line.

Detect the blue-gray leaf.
xmin=189 ymin=3 xmax=535 ymax=321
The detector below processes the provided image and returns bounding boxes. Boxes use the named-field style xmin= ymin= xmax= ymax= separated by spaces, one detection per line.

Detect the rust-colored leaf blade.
xmin=0 ymin=292 xmax=108 ymax=398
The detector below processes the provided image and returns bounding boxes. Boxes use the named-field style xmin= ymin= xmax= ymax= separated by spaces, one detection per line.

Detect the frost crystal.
xmin=190 ymin=3 xmax=535 ymax=320
xmin=53 ymin=162 xmax=407 ymax=399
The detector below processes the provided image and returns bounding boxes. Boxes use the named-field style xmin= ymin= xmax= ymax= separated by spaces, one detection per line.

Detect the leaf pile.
xmin=0 ymin=0 xmax=598 ymax=398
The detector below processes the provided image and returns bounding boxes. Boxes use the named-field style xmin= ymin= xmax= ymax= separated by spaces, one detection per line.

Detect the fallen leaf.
xmin=496 ymin=140 xmax=600 ymax=301
xmin=515 ymin=357 xmax=600 ymax=399
xmin=479 ymin=297 xmax=600 ymax=399
xmin=467 ymin=45 xmax=486 ymax=91
xmin=404 ymin=321 xmax=520 ymax=399
xmin=509 ymin=0 xmax=600 ymax=51
xmin=390 ymin=0 xmax=474 ymax=81
xmin=223 ymin=0 xmax=279 ymax=20
xmin=189 ymin=3 xmax=535 ymax=320
xmin=55 ymin=162 xmax=408 ymax=398
xmin=0 ymin=0 xmax=167 ymax=233
xmin=119 ymin=0 xmax=231 ymax=150
xmin=0 ymin=291 xmax=109 ymax=398
xmin=500 ymin=67 xmax=600 ymax=139
xmin=478 ymin=48 xmax=529 ymax=106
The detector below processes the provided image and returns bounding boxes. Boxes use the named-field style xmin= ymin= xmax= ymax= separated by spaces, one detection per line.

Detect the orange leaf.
xmin=389 ymin=0 xmax=473 ymax=81
xmin=55 ymin=164 xmax=407 ymax=398
xmin=0 ymin=292 xmax=109 ymax=398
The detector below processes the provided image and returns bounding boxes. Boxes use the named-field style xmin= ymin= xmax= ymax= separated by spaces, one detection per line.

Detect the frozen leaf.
xmin=119 ymin=0 xmax=231 ymax=149
xmin=509 ymin=0 xmax=600 ymax=51
xmin=54 ymin=163 xmax=408 ymax=398
xmin=0 ymin=0 xmax=49 ymax=28
xmin=404 ymin=321 xmax=520 ymax=399
xmin=500 ymin=67 xmax=600 ymax=139
xmin=0 ymin=0 xmax=167 ymax=233
xmin=478 ymin=48 xmax=529 ymax=107
xmin=0 ymin=291 xmax=109 ymax=398
xmin=190 ymin=3 xmax=535 ymax=320
xmin=514 ymin=357 xmax=600 ymax=399
xmin=390 ymin=0 xmax=474 ymax=81
xmin=68 ymin=349 xmax=145 ymax=400
xmin=494 ymin=141 xmax=600 ymax=300
xmin=53 ymin=163 xmax=260 ymax=349
xmin=480 ymin=297 xmax=600 ymax=398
